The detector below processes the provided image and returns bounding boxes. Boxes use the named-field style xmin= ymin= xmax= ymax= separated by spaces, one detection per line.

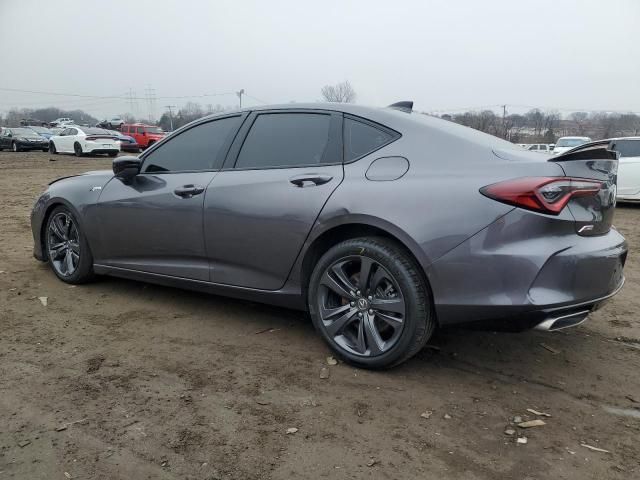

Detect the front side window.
xmin=344 ymin=117 xmax=396 ymax=161
xmin=235 ymin=113 xmax=331 ymax=169
xmin=136 ymin=126 xmax=144 ymax=134
xmin=142 ymin=116 xmax=241 ymax=173
xmin=68 ymin=128 xmax=78 ymax=136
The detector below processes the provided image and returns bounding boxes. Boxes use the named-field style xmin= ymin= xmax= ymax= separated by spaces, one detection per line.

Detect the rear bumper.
xmin=427 ymin=209 xmax=627 ymax=330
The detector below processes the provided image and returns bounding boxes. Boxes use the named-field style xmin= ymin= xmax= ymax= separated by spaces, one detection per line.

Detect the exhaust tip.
xmin=535 ymin=310 xmax=590 ymax=332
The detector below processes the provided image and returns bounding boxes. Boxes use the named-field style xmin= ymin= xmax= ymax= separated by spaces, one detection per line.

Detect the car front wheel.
xmin=74 ymin=143 xmax=83 ymax=157
xmin=12 ymin=142 xmax=20 ymax=152
xmin=49 ymin=142 xmax=57 ymax=154
xmin=45 ymin=206 xmax=95 ymax=284
xmin=308 ymin=237 xmax=435 ymax=369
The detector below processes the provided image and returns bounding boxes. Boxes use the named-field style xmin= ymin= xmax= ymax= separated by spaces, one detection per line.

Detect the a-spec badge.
xmin=90 ymin=186 xmax=102 ymax=192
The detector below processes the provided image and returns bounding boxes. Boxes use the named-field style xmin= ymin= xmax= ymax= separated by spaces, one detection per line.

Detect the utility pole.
xmin=502 ymin=104 xmax=507 ymax=139
xmin=164 ymin=105 xmax=176 ymax=131
xmin=237 ymin=89 xmax=245 ymax=109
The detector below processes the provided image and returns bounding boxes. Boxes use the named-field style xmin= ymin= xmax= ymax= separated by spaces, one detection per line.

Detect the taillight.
xmin=480 ymin=177 xmax=602 ymax=215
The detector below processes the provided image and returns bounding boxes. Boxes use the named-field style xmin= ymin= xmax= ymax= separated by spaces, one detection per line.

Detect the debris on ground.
xmin=38 ymin=296 xmax=48 ymax=306
xmin=626 ymin=395 xmax=639 ymax=404
xmin=516 ymin=437 xmax=528 ymax=445
xmin=443 ymin=414 xmax=452 ymax=420
xmin=366 ymin=458 xmax=377 ymax=467
xmin=581 ymin=443 xmax=610 ymax=453
xmin=319 ymin=367 xmax=330 ymax=379
xmin=326 ymin=356 xmax=338 ymax=365
xmin=504 ymin=427 xmax=516 ymax=436
xmin=540 ymin=343 xmax=560 ymax=354
xmin=513 ymin=416 xmax=523 ymax=423
xmin=517 ymin=419 xmax=546 ymax=428
xmin=527 ymin=408 xmax=551 ymax=417
xmin=64 ymin=472 xmax=72 ymax=479
xmin=17 ymin=440 xmax=31 ymax=448
xmin=286 ymin=427 xmax=298 ymax=435
xmin=254 ymin=327 xmax=277 ymax=334
xmin=255 ymin=399 xmax=270 ymax=405
xmin=420 ymin=411 xmax=433 ymax=419
xmin=55 ymin=425 xmax=68 ymax=432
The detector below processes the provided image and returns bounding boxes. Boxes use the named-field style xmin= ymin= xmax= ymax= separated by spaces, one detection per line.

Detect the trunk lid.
xmin=549 ymin=141 xmax=618 ymax=236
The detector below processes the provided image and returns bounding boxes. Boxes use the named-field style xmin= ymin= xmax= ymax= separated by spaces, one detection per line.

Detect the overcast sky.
xmin=1 ymin=0 xmax=638 ymax=120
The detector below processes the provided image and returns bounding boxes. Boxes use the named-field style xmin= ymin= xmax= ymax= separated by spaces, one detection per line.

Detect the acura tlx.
xmin=31 ymin=101 xmax=626 ymax=368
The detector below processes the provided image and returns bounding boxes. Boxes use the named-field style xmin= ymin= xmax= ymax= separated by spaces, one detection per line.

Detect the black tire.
xmin=49 ymin=142 xmax=58 ymax=154
xmin=42 ymin=148 xmax=48 ymax=152
xmin=108 ymin=151 xmax=118 ymax=157
xmin=12 ymin=142 xmax=20 ymax=152
xmin=308 ymin=237 xmax=435 ymax=369
xmin=73 ymin=142 xmax=83 ymax=157
xmin=44 ymin=206 xmax=95 ymax=284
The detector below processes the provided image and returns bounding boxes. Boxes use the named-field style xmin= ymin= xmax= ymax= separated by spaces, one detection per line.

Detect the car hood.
xmin=49 ymin=169 xmax=114 ymax=186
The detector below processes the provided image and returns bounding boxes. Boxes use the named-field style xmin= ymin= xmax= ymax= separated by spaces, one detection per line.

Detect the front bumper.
xmin=18 ymin=140 xmax=48 ymax=150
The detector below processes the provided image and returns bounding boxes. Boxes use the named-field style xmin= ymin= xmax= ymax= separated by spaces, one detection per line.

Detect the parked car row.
xmin=519 ymin=137 xmax=593 ymax=155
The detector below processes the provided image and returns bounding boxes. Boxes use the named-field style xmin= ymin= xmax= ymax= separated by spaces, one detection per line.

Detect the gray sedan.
xmin=30 ymin=102 xmax=626 ymax=368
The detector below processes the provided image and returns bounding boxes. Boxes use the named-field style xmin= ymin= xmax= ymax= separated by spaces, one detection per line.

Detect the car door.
xmin=60 ymin=127 xmax=78 ymax=152
xmin=93 ymin=115 xmax=244 ymax=281
xmin=203 ymin=110 xmax=344 ymax=290
xmin=0 ymin=128 xmax=11 ymax=149
xmin=614 ymin=139 xmax=640 ymax=196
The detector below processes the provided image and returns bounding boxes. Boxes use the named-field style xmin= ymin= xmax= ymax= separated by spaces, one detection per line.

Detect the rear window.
xmin=83 ymin=128 xmax=114 ymax=135
xmin=612 ymin=140 xmax=640 ymax=158
xmin=344 ymin=117 xmax=396 ymax=161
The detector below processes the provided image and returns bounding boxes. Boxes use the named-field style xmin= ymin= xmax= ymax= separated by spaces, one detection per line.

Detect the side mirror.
xmin=7 ymin=133 xmax=12 ymax=138
xmin=113 ymin=155 xmax=142 ymax=181
xmin=141 ymin=131 xmax=146 ymax=136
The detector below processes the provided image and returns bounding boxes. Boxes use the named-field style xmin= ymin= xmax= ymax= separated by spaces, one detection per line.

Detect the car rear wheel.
xmin=45 ymin=206 xmax=94 ymax=284
xmin=308 ymin=237 xmax=435 ymax=369
xmin=108 ymin=151 xmax=118 ymax=157
xmin=49 ymin=142 xmax=57 ymax=154
xmin=74 ymin=142 xmax=83 ymax=157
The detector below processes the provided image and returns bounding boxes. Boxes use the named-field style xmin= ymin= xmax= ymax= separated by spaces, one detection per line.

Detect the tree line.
xmin=439 ymin=109 xmax=640 ymax=143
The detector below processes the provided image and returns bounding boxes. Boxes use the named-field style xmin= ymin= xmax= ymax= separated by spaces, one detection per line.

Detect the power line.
xmin=0 ymin=86 xmax=237 ymax=101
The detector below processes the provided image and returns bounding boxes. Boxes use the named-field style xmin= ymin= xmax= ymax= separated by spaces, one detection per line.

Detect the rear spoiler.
xmin=388 ymin=101 xmax=413 ymax=113
xmin=550 ymin=140 xmax=618 ymax=162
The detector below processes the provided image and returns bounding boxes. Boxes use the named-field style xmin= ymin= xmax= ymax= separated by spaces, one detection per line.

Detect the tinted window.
xmin=235 ymin=113 xmax=331 ymax=169
xmin=136 ymin=126 xmax=144 ymax=134
xmin=68 ymin=128 xmax=78 ymax=136
xmin=344 ymin=118 xmax=395 ymax=161
xmin=142 ymin=116 xmax=241 ymax=173
xmin=613 ymin=140 xmax=640 ymax=158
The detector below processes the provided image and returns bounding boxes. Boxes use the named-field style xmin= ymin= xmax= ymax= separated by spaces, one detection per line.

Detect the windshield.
xmin=556 ymin=138 xmax=589 ymax=148
xmin=29 ymin=126 xmax=49 ymax=133
xmin=145 ymin=126 xmax=164 ymax=134
xmin=11 ymin=128 xmax=36 ymax=135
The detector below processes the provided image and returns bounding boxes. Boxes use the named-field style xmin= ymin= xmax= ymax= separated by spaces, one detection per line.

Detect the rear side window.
xmin=613 ymin=140 xmax=640 ymax=158
xmin=142 ymin=116 xmax=241 ymax=173
xmin=235 ymin=113 xmax=331 ymax=169
xmin=136 ymin=126 xmax=144 ymax=134
xmin=344 ymin=117 xmax=396 ymax=162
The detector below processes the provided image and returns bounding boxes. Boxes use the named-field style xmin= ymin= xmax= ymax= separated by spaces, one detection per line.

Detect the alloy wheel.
xmin=317 ymin=255 xmax=406 ymax=356
xmin=47 ymin=212 xmax=80 ymax=277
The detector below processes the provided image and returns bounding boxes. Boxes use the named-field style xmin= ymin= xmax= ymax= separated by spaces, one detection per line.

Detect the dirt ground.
xmin=1 ymin=150 xmax=639 ymax=480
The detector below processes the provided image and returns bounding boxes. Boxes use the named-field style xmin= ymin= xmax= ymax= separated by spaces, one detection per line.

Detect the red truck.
xmin=121 ymin=123 xmax=165 ymax=149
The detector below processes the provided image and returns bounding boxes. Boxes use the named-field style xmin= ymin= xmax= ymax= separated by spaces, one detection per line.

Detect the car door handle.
xmin=289 ymin=174 xmax=333 ymax=187
xmin=174 ymin=184 xmax=205 ymax=198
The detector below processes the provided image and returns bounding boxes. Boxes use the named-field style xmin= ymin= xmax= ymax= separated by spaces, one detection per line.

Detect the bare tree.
xmin=569 ymin=112 xmax=589 ymax=135
xmin=321 ymin=81 xmax=356 ymax=103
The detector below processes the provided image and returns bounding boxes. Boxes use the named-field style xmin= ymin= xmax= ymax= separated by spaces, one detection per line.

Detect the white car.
xmin=49 ymin=117 xmax=74 ymax=127
xmin=553 ymin=136 xmax=591 ymax=155
xmin=525 ymin=143 xmax=553 ymax=154
xmin=613 ymin=137 xmax=640 ymax=202
xmin=49 ymin=125 xmax=120 ymax=157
